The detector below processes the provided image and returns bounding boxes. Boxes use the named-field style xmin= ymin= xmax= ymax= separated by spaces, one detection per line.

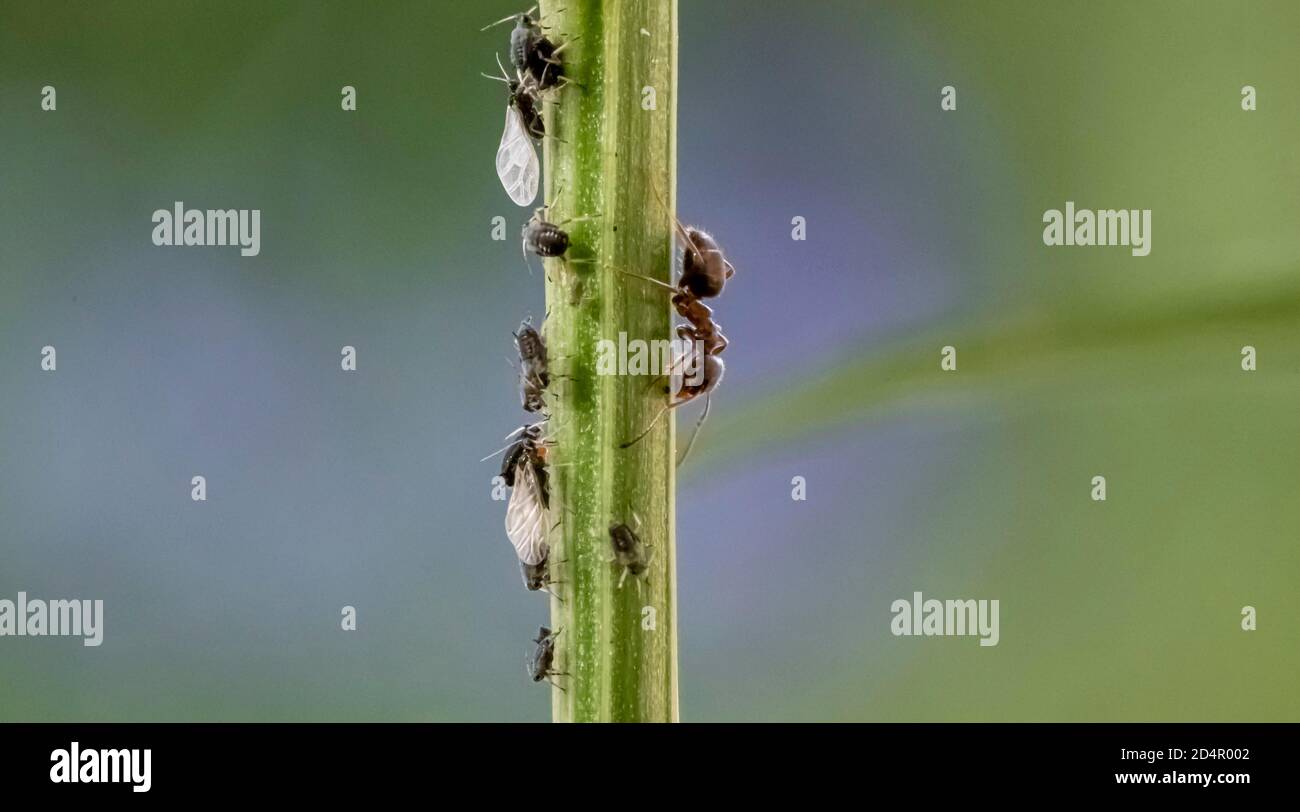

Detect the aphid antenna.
xmin=479 ymin=6 xmax=536 ymax=32
xmin=483 ymin=53 xmax=514 ymax=85
xmin=478 ymin=421 xmax=546 ymax=462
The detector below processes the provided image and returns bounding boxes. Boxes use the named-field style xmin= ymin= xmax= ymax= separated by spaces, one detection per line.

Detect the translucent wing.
xmin=496 ymin=106 xmax=539 ymax=207
xmin=505 ymin=462 xmax=548 ymax=565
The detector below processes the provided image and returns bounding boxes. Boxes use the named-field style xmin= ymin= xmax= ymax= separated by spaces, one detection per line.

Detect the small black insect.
xmin=608 ymin=521 xmax=653 ymax=589
xmin=483 ymin=5 xmax=569 ymax=91
xmin=522 ymin=202 xmax=598 ymax=273
xmin=482 ymin=422 xmax=551 ymax=569
xmin=527 ymin=625 xmax=566 ymax=688
xmin=497 ymin=422 xmax=548 ymax=500
xmin=514 ymin=318 xmax=550 ymax=413
xmin=522 ymin=208 xmax=570 ymax=258
xmin=519 ymin=554 xmax=563 ymax=599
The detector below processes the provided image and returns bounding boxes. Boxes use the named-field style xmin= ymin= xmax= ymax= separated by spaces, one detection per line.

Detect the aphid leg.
xmin=675 ymin=392 xmax=712 ymax=467
xmin=618 ymin=568 xmax=629 ymax=589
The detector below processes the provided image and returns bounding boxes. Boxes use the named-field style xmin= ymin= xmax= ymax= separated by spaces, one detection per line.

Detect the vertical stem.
xmin=540 ymin=0 xmax=678 ymax=722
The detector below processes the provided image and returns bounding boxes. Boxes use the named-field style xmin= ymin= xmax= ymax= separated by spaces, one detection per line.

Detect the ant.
xmin=619 ymin=199 xmax=735 ymax=464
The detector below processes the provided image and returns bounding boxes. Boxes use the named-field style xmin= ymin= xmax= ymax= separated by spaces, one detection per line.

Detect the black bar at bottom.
xmin=0 ymin=722 xmax=1288 ymax=798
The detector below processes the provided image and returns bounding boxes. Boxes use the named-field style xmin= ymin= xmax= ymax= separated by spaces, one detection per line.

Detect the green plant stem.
xmin=540 ymin=0 xmax=678 ymax=722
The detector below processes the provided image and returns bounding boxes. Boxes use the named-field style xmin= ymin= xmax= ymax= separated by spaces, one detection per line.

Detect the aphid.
xmin=483 ymin=6 xmax=569 ymax=91
xmin=522 ymin=201 xmax=597 ymax=273
xmin=520 ymin=554 xmax=563 ymax=599
xmin=514 ymin=318 xmax=550 ymax=413
xmin=486 ymin=423 xmax=550 ymax=567
xmin=608 ymin=522 xmax=653 ymax=589
xmin=527 ymin=625 xmax=566 ymax=688
xmin=485 ymin=57 xmax=543 ymax=207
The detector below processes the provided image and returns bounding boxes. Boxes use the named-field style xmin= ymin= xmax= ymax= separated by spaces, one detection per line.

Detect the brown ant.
xmin=619 ymin=199 xmax=735 ymax=465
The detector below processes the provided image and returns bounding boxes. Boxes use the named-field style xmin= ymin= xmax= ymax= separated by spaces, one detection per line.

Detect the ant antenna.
xmin=647 ymin=174 xmax=701 ymax=265
xmin=619 ymin=268 xmax=677 ymax=293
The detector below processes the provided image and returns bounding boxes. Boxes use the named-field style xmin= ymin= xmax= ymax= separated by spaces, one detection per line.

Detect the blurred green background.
xmin=0 ymin=0 xmax=1296 ymax=721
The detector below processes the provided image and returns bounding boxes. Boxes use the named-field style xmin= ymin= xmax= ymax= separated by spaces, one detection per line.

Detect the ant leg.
xmin=675 ymin=392 xmax=712 ymax=467
xmin=619 ymin=404 xmax=668 ymax=449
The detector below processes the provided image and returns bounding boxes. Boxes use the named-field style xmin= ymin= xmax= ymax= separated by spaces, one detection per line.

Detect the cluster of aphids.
xmin=482 ymin=5 xmax=573 ymax=691
xmin=483 ymin=4 xmax=588 ymax=283
xmin=482 ymin=6 xmax=736 ymax=691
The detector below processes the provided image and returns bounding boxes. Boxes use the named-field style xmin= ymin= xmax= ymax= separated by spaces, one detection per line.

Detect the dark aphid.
xmin=527 ymin=625 xmax=566 ymax=688
xmin=522 ymin=208 xmax=571 ymax=258
xmin=608 ymin=522 xmax=652 ymax=589
xmin=514 ymin=318 xmax=550 ymax=412
xmin=483 ymin=6 xmax=568 ymax=91
xmin=498 ymin=422 xmax=548 ymax=497
xmin=519 ymin=554 xmax=563 ymax=599
xmin=520 ymin=558 xmax=548 ymax=592
xmin=507 ymin=75 xmax=546 ymax=140
xmin=484 ymin=55 xmax=544 ymax=206
xmin=484 ymin=422 xmax=549 ymax=568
